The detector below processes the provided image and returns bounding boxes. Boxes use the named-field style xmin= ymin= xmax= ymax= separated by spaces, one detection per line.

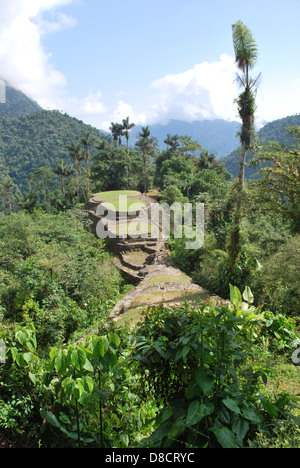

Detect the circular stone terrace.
xmin=92 ymin=190 xmax=158 ymax=239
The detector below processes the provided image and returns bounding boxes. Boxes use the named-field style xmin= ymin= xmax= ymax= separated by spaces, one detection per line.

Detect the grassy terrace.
xmin=109 ymin=221 xmax=153 ymax=236
xmin=102 ymin=198 xmax=146 ymax=212
xmin=94 ymin=190 xmax=141 ymax=201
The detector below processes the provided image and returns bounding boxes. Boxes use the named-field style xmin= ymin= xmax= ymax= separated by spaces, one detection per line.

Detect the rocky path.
xmin=85 ymin=191 xmax=224 ymax=327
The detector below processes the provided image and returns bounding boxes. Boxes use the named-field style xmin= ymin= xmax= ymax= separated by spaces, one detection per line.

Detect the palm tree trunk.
xmin=74 ymin=162 xmax=80 ymax=203
xmin=143 ymin=154 xmax=147 ymax=194
xmin=86 ymin=156 xmax=90 ymax=196
xmin=60 ymin=174 xmax=65 ymax=197
xmin=237 ymin=141 xmax=247 ymax=214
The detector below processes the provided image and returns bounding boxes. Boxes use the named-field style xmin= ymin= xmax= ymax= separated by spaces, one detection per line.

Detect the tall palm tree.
xmin=232 ymin=20 xmax=260 ymax=199
xmin=229 ymin=21 xmax=260 ymax=266
xmin=109 ymin=122 xmax=123 ymax=146
xmin=122 ymin=117 xmax=135 ymax=153
xmin=135 ymin=126 xmax=153 ymax=194
xmin=54 ymin=159 xmax=75 ymax=197
xmin=80 ymin=132 xmax=96 ymax=195
xmin=164 ymin=134 xmax=181 ymax=152
xmin=65 ymin=142 xmax=82 ymax=203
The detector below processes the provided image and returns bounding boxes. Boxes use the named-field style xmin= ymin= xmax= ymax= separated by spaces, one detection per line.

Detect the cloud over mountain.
xmin=148 ymin=54 xmax=239 ymax=124
xmin=0 ymin=0 xmax=75 ymax=107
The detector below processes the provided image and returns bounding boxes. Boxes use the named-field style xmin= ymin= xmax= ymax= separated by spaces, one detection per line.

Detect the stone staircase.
xmin=85 ymin=191 xmax=225 ymax=327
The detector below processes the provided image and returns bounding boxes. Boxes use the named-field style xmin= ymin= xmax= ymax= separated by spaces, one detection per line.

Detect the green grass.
xmin=144 ymin=273 xmax=191 ymax=285
xmin=123 ymin=250 xmax=150 ymax=265
xmin=102 ymin=198 xmax=146 ymax=212
xmin=114 ymin=307 xmax=147 ymax=329
xmin=95 ymin=190 xmax=141 ymax=200
xmin=115 ymin=221 xmax=153 ymax=236
xmin=130 ymin=289 xmax=210 ymax=309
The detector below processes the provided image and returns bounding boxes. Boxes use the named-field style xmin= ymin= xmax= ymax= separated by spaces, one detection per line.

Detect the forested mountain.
xmin=0 ymin=83 xmax=41 ymax=118
xmin=221 ymin=114 xmax=300 ymax=178
xmin=132 ymin=119 xmax=241 ymax=159
xmin=0 ymin=109 xmax=112 ymax=191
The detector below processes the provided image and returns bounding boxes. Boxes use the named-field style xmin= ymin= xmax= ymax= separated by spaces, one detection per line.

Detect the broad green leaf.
xmin=65 ymin=378 xmax=76 ymax=399
xmin=186 ymin=400 xmax=200 ymax=426
xmin=109 ymin=333 xmax=121 ymax=349
xmin=78 ymin=390 xmax=90 ymax=406
xmin=195 ymin=369 xmax=214 ymax=396
xmin=243 ymin=286 xmax=254 ymax=304
xmin=71 ymin=349 xmax=86 ymax=371
xmin=186 ymin=400 xmax=214 ymax=426
xmin=182 ymin=346 xmax=190 ymax=361
xmin=231 ymin=415 xmax=249 ymax=440
xmin=211 ymin=426 xmax=238 ymax=448
xmin=16 ymin=352 xmax=25 ymax=367
xmin=83 ymin=358 xmax=94 ymax=373
xmin=49 ymin=347 xmax=58 ymax=361
xmin=84 ymin=375 xmax=94 ymax=393
xmin=198 ymin=402 xmax=214 ymax=421
xmin=44 ymin=411 xmax=61 ymax=429
xmin=55 ymin=354 xmax=65 ymax=374
xmin=76 ymin=378 xmax=84 ymax=397
xmin=120 ymin=433 xmax=129 ymax=448
xmin=29 ymin=372 xmax=36 ymax=385
xmin=10 ymin=347 xmax=19 ymax=362
xmin=222 ymin=398 xmax=241 ymax=415
xmin=16 ymin=331 xmax=28 ymax=347
xmin=92 ymin=338 xmax=105 ymax=359
xmin=234 ymin=286 xmax=242 ymax=306
xmin=229 ymin=284 xmax=235 ymax=303
xmin=242 ymin=407 xmax=262 ymax=425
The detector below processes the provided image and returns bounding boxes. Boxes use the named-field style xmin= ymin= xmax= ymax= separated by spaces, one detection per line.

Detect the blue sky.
xmin=1 ymin=0 xmax=299 ymax=130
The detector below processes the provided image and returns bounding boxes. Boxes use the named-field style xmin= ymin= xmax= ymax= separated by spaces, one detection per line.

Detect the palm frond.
xmin=232 ymin=20 xmax=258 ymax=73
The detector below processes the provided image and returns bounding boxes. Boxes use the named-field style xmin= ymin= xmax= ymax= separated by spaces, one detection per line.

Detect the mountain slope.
xmin=0 ymin=110 xmax=112 ymax=191
xmin=0 ymin=83 xmax=41 ymax=118
xmin=220 ymin=114 xmax=300 ymax=179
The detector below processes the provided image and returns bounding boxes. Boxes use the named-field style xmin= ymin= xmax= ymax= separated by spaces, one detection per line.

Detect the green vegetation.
xmin=0 ymin=23 xmax=299 ymax=449
xmin=95 ymin=190 xmax=141 ymax=200
xmin=0 ymin=211 xmax=124 ymax=350
xmin=0 ymin=288 xmax=298 ymax=448
xmin=101 ymin=199 xmax=146 ymax=213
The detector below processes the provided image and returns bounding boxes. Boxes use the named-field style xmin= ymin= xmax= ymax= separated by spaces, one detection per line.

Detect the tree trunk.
xmin=237 ymin=141 xmax=247 ymax=217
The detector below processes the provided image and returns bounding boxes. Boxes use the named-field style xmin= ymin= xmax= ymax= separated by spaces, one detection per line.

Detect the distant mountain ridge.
xmin=220 ymin=114 xmax=300 ymax=179
xmin=132 ymin=119 xmax=241 ymax=159
xmin=1 ymin=84 xmax=299 ymax=190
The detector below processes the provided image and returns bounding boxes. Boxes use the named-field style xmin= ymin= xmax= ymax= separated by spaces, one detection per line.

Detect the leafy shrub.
xmin=253 ymin=235 xmax=300 ymax=316
xmin=0 ymin=210 xmax=123 ymax=349
xmin=0 ymin=324 xmax=44 ymax=438
xmin=131 ymin=287 xmax=299 ymax=448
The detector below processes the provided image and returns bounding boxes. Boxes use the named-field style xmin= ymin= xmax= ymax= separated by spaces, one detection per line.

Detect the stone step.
xmin=115 ymin=240 xmax=158 ymax=253
xmin=112 ymin=258 xmax=142 ymax=285
xmin=119 ymin=253 xmax=147 ymax=271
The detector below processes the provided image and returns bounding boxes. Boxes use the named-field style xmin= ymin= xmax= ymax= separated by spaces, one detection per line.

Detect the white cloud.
xmin=0 ymin=0 xmax=74 ymax=106
xmin=60 ymin=91 xmax=107 ymax=121
xmin=148 ymin=54 xmax=239 ymax=123
xmin=102 ymin=100 xmax=148 ymax=131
